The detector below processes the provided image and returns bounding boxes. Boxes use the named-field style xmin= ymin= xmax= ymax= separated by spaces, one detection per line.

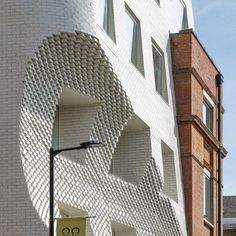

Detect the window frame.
xmin=202 ymin=91 xmax=214 ymax=131
xmin=161 ymin=141 xmax=178 ymax=202
xmin=203 ymin=168 xmax=212 ymax=223
xmin=98 ymin=0 xmax=116 ymax=42
xmin=152 ymin=40 xmax=168 ymax=102
xmin=125 ymin=4 xmax=144 ymax=75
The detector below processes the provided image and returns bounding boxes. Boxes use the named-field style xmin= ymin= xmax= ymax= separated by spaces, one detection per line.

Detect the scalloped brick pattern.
xmin=19 ymin=32 xmax=183 ymax=236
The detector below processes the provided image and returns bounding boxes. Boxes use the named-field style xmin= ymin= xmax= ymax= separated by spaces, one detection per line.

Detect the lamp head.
xmin=80 ymin=140 xmax=104 ymax=149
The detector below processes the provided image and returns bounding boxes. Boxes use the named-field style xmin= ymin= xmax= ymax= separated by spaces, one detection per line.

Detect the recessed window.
xmin=203 ymin=95 xmax=213 ymax=131
xmin=125 ymin=5 xmax=144 ymax=75
xmin=161 ymin=141 xmax=178 ymax=202
xmin=98 ymin=0 xmax=116 ymax=41
xmin=152 ymin=41 xmax=168 ymax=102
xmin=177 ymin=0 xmax=189 ymax=30
xmin=203 ymin=168 xmax=212 ymax=222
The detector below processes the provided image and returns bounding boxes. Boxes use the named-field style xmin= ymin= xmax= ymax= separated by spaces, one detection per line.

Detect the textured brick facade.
xmin=171 ymin=30 xmax=226 ymax=236
xmin=0 ymin=0 xmax=195 ymax=235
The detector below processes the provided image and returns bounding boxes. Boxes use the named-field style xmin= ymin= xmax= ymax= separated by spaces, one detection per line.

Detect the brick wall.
xmin=171 ymin=30 xmax=223 ymax=236
xmin=111 ymin=129 xmax=151 ymax=185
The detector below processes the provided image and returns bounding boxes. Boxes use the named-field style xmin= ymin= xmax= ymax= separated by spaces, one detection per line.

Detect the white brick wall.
xmin=57 ymin=104 xmax=101 ymax=163
xmin=0 ymin=0 xmax=194 ymax=235
xmin=111 ymin=129 xmax=151 ymax=185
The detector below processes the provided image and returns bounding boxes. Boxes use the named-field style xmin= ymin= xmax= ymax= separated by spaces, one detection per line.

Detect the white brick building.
xmin=0 ymin=0 xmax=194 ymax=235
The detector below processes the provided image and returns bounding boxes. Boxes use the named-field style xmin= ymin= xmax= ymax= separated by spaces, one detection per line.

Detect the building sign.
xmin=56 ymin=217 xmax=86 ymax=236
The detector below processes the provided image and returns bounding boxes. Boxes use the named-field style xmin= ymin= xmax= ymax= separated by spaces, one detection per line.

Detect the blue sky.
xmin=191 ymin=0 xmax=236 ymax=195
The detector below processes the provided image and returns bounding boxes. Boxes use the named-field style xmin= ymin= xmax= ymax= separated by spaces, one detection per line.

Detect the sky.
xmin=191 ymin=0 xmax=236 ymax=195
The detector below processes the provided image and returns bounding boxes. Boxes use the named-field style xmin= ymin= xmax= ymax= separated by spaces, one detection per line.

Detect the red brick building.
xmin=170 ymin=30 xmax=227 ymax=236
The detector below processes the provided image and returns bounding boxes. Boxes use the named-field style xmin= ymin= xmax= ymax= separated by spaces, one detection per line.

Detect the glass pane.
xmin=203 ymin=100 xmax=213 ymax=130
xmin=177 ymin=0 xmax=184 ymax=29
xmin=103 ymin=0 xmax=109 ymax=32
xmin=204 ymin=175 xmax=212 ymax=221
xmin=152 ymin=46 xmax=163 ymax=94
xmin=125 ymin=6 xmax=144 ymax=74
xmin=203 ymin=103 xmax=207 ymax=125
xmin=98 ymin=0 xmax=116 ymax=41
xmin=131 ymin=21 xmax=138 ymax=65
xmin=126 ymin=11 xmax=136 ymax=63
xmin=98 ymin=0 xmax=106 ymax=27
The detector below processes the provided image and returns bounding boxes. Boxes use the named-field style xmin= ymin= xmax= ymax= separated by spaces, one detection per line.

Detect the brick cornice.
xmin=173 ymin=67 xmax=225 ymax=114
xmin=171 ymin=29 xmax=221 ymax=73
xmin=174 ymin=67 xmax=217 ymax=101
xmin=177 ymin=114 xmax=220 ymax=148
xmin=177 ymin=114 xmax=227 ymax=157
xmin=182 ymin=153 xmax=204 ymax=168
xmin=182 ymin=154 xmax=218 ymax=182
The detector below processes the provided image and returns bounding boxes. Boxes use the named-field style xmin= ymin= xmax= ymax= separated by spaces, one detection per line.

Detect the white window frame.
xmin=152 ymin=41 xmax=168 ymax=102
xmin=203 ymin=168 xmax=212 ymax=223
xmin=98 ymin=0 xmax=116 ymax=42
xmin=203 ymin=91 xmax=214 ymax=131
xmin=125 ymin=4 xmax=144 ymax=75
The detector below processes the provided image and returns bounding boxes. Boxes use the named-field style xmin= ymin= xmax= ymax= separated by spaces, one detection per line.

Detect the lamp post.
xmin=49 ymin=141 xmax=103 ymax=236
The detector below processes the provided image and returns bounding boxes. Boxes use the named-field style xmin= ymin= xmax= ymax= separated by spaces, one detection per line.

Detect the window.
xmin=98 ymin=0 xmax=116 ymax=41
xmin=155 ymin=0 xmax=160 ymax=5
xmin=203 ymin=168 xmax=212 ymax=222
xmin=161 ymin=141 xmax=178 ymax=202
xmin=182 ymin=4 xmax=189 ymax=30
xmin=125 ymin=5 xmax=144 ymax=75
xmin=203 ymin=92 xmax=214 ymax=131
xmin=152 ymin=42 xmax=168 ymax=102
xmin=177 ymin=0 xmax=189 ymax=30
xmin=203 ymin=100 xmax=213 ymax=130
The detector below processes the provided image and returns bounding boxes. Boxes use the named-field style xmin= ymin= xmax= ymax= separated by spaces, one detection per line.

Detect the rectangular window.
xmin=125 ymin=5 xmax=144 ymax=75
xmin=177 ymin=0 xmax=189 ymax=30
xmin=203 ymin=168 xmax=212 ymax=222
xmin=152 ymin=42 xmax=168 ymax=102
xmin=161 ymin=141 xmax=178 ymax=202
xmin=203 ymin=98 xmax=213 ymax=131
xmin=98 ymin=0 xmax=116 ymax=41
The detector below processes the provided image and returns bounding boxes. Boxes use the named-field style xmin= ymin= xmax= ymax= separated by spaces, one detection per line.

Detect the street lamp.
xmin=49 ymin=140 xmax=104 ymax=236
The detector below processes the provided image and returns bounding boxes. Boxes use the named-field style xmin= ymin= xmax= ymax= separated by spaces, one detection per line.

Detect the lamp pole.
xmin=49 ymin=141 xmax=103 ymax=236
